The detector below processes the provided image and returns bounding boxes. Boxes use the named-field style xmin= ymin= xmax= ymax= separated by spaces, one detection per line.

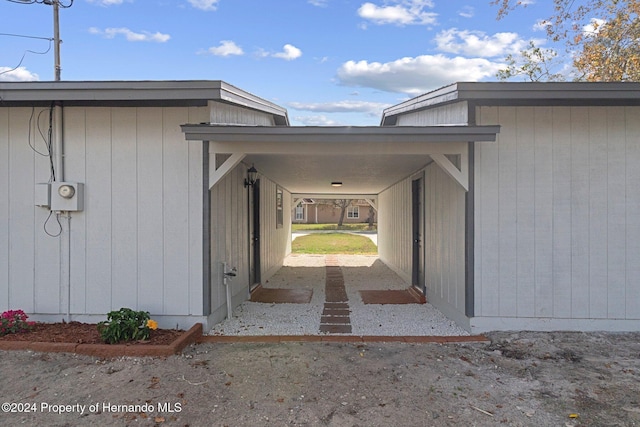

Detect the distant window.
xmin=295 ymin=206 xmax=305 ymax=221
xmin=347 ymin=206 xmax=359 ymax=219
xmin=276 ymin=186 xmax=284 ymax=228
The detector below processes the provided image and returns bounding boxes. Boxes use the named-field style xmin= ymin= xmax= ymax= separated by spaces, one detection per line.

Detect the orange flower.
xmin=146 ymin=319 xmax=158 ymax=330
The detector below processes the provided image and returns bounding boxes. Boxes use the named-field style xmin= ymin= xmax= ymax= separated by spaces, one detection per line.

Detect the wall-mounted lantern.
xmin=244 ymin=165 xmax=258 ymax=188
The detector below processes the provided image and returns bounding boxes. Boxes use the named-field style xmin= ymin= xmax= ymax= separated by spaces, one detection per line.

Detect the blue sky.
xmin=1 ymin=0 xmax=553 ymax=125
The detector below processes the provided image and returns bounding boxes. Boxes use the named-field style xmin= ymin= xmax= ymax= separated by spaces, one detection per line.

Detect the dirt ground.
xmin=1 ymin=331 xmax=639 ymax=426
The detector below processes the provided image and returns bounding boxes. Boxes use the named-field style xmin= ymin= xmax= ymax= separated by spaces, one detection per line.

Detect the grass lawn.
xmin=292 ymin=233 xmax=377 ymax=255
xmin=291 ymin=223 xmax=376 ymax=231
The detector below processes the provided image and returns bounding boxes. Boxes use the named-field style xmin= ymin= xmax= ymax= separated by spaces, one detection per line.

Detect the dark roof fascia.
xmin=382 ymin=82 xmax=640 ymax=124
xmin=181 ymin=124 xmax=500 ymax=144
xmin=0 ymin=80 xmax=289 ymax=124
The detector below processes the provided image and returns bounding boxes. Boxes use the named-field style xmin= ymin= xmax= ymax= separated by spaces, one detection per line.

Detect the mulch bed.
xmin=250 ymin=287 xmax=313 ymax=304
xmin=0 ymin=321 xmax=183 ymax=346
xmin=359 ymin=289 xmax=425 ymax=304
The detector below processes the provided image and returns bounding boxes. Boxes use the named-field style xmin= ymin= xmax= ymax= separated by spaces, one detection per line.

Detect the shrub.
xmin=0 ymin=309 xmax=35 ymax=336
xmin=97 ymin=308 xmax=157 ymax=344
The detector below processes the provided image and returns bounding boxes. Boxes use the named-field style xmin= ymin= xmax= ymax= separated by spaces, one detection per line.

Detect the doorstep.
xmin=0 ymin=324 xmax=202 ymax=358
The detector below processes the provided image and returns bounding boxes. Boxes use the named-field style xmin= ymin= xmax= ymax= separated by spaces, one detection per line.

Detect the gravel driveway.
xmin=209 ymin=254 xmax=468 ymax=337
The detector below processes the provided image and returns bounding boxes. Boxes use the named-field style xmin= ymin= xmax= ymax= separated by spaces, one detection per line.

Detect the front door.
xmin=412 ymin=176 xmax=425 ymax=292
xmin=250 ymin=180 xmax=261 ymax=289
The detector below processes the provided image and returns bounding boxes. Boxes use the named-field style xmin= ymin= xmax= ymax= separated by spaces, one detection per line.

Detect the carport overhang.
xmin=180 ymin=125 xmax=500 ymax=195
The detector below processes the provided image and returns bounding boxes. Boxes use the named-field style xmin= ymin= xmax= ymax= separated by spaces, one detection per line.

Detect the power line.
xmin=0 ymin=39 xmax=52 ymax=77
xmin=3 ymin=0 xmax=74 ymax=80
xmin=4 ymin=0 xmax=73 ymax=6
xmin=0 ymin=32 xmax=53 ymax=41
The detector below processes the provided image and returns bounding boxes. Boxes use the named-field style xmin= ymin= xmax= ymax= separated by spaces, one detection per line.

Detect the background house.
xmin=292 ymin=199 xmax=377 ymax=225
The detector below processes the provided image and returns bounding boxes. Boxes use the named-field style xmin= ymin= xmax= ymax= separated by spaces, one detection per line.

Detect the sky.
xmin=0 ymin=0 xmax=555 ymax=125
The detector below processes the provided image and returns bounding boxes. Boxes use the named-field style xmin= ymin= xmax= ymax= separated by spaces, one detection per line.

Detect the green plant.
xmin=0 ymin=309 xmax=35 ymax=336
xmin=97 ymin=308 xmax=157 ymax=344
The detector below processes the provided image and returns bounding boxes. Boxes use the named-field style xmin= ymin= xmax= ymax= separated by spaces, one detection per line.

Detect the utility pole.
xmin=52 ymin=0 xmax=61 ymax=81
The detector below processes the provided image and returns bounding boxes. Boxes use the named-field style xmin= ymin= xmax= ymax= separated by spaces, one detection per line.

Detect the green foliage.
xmin=97 ymin=308 xmax=152 ymax=344
xmin=494 ymin=0 xmax=640 ymax=82
xmin=292 ymin=233 xmax=377 ymax=255
xmin=0 ymin=310 xmax=35 ymax=336
xmin=496 ymin=40 xmax=566 ymax=82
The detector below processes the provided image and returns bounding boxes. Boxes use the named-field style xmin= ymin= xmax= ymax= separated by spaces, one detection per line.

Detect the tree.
xmin=493 ymin=0 xmax=640 ymax=81
xmin=331 ymin=199 xmax=352 ymax=227
xmin=497 ymin=40 xmax=566 ymax=81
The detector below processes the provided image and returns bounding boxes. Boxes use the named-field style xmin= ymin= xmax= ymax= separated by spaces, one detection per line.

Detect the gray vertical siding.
xmin=396 ymin=101 xmax=469 ymax=126
xmin=474 ymin=106 xmax=640 ymax=329
xmin=206 ymin=102 xmax=290 ymax=325
xmin=378 ymin=179 xmax=412 ymax=283
xmin=209 ymin=101 xmax=275 ymax=126
xmin=1 ymin=105 xmax=210 ymax=327
xmin=208 ymin=167 xmax=291 ymax=325
xmin=378 ymin=165 xmax=468 ymax=328
xmin=260 ymin=180 xmax=292 ymax=281
xmin=424 ymin=162 xmax=467 ymax=326
xmin=209 ymin=165 xmax=249 ymax=323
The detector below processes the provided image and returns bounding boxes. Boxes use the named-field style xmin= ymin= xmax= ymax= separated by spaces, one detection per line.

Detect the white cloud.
xmin=188 ymin=0 xmax=220 ymax=11
xmin=0 ymin=66 xmax=39 ymax=82
xmin=336 ymin=55 xmax=503 ymax=95
xmin=89 ymin=27 xmax=170 ymax=43
xmin=358 ymin=0 xmax=437 ymax=26
xmin=294 ymin=115 xmax=341 ymax=126
xmin=458 ymin=6 xmax=474 ymax=18
xmin=206 ymin=40 xmax=243 ymax=56
xmin=289 ymin=100 xmax=390 ymax=115
xmin=272 ymin=44 xmax=302 ymax=61
xmin=308 ymin=0 xmax=328 ymax=6
xmin=435 ymin=28 xmax=533 ymax=58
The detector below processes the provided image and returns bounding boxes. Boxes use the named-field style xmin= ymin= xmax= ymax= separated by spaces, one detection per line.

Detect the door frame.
xmin=411 ymin=175 xmax=425 ymax=293
xmin=250 ymin=179 xmax=261 ymax=289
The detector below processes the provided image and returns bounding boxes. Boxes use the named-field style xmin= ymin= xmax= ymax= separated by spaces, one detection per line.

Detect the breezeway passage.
xmin=208 ymin=255 xmax=469 ymax=337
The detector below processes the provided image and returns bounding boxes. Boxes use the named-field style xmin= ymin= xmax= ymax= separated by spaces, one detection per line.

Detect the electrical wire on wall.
xmin=44 ymin=102 xmax=62 ymax=237
xmin=26 ymin=104 xmax=62 ymax=236
xmin=26 ymin=102 xmax=63 ymax=237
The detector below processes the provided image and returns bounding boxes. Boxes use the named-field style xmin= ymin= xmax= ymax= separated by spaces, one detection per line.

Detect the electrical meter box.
xmin=51 ymin=182 xmax=84 ymax=212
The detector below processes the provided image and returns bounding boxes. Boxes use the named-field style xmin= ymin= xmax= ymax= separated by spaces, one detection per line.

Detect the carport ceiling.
xmin=181 ymin=125 xmax=500 ymax=195
xmin=243 ymin=153 xmax=434 ymax=195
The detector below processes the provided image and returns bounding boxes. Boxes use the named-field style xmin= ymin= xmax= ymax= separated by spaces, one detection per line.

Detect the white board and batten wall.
xmin=386 ymin=97 xmax=640 ymax=333
xmin=206 ymin=102 xmax=291 ymax=326
xmin=378 ymin=180 xmax=412 ymax=284
xmin=1 ymin=105 xmax=210 ymax=328
xmin=0 ymin=98 xmax=287 ymax=330
xmin=387 ymin=101 xmax=470 ymax=328
xmin=378 ymin=164 xmax=468 ymax=329
xmin=473 ymin=106 xmax=640 ymax=332
xmin=208 ymin=166 xmax=291 ymax=326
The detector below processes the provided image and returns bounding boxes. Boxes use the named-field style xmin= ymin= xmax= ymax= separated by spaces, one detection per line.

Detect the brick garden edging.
xmin=198 ymin=335 xmax=490 ymax=344
xmin=0 ymin=323 xmax=202 ymax=358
